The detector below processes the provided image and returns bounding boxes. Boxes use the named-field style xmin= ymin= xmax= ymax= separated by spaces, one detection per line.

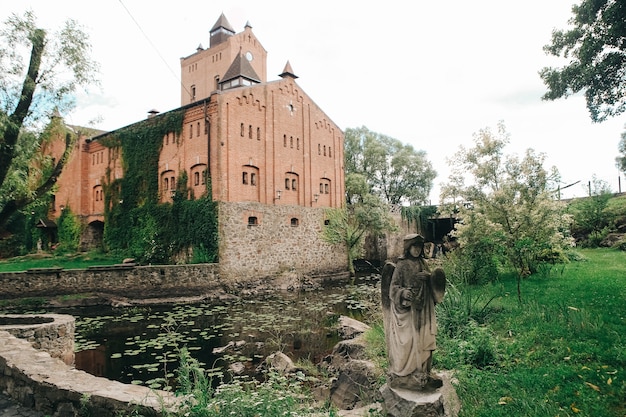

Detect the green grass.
xmin=435 ymin=248 xmax=626 ymax=417
xmin=0 ymin=251 xmax=123 ymax=272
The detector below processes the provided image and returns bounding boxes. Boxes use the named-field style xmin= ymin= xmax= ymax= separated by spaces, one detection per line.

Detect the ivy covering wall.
xmin=100 ymin=110 xmax=218 ymax=264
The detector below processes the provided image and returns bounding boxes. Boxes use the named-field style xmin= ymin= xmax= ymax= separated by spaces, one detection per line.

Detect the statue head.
xmin=403 ymin=233 xmax=425 ymax=259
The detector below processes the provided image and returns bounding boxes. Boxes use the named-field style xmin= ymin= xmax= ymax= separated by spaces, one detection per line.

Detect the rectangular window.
xmin=251 ymin=173 xmax=257 ymax=186
xmin=242 ymin=172 xmax=248 ymax=184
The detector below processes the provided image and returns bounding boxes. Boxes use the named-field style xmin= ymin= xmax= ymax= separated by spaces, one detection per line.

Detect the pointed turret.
xmin=210 ymin=13 xmax=235 ymax=47
xmin=220 ymin=50 xmax=262 ymax=90
xmin=279 ymin=61 xmax=298 ymax=79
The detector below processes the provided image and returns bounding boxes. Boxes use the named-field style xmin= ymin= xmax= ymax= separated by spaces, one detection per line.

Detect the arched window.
xmin=249 ymin=125 xmax=253 ymax=139
xmin=291 ymin=218 xmax=299 ymax=227
xmin=290 ymin=136 xmax=293 ymax=148
xmin=241 ymin=123 xmax=245 ymax=137
xmin=284 ymin=134 xmax=287 ymax=147
xmin=243 ymin=172 xmax=248 ymax=184
xmin=292 ymin=179 xmax=297 ymax=190
xmin=285 ymin=178 xmax=290 ymax=190
xmin=248 ymin=216 xmax=258 ymax=226
xmin=257 ymin=127 xmax=261 ymax=141
xmin=194 ymin=172 xmax=200 ymax=186
xmin=250 ymin=173 xmax=257 ymax=186
xmin=197 ymin=122 xmax=200 ymax=137
xmin=164 ymin=177 xmax=169 ymax=190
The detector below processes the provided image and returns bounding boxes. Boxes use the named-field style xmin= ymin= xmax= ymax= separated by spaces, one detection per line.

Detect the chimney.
xmin=147 ymin=109 xmax=159 ymax=118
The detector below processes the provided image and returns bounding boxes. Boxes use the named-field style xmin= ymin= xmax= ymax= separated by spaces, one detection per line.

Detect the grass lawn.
xmin=0 ymin=251 xmax=124 ymax=272
xmin=435 ymin=248 xmax=626 ymax=417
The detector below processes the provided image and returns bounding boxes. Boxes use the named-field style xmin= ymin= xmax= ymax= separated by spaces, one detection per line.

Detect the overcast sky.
xmin=5 ymin=0 xmax=625 ymax=201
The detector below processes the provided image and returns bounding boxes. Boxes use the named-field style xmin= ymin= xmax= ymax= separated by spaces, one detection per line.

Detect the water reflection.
xmin=62 ymin=279 xmax=378 ymax=389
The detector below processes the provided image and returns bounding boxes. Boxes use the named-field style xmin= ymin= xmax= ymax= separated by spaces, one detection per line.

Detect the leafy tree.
xmin=616 ymin=125 xmax=626 ymax=174
xmin=569 ymin=176 xmax=613 ymax=246
xmin=540 ymin=0 xmax=626 ymax=122
xmin=0 ymin=11 xmax=98 ymax=229
xmin=322 ymin=194 xmax=397 ymax=275
xmin=344 ymin=126 xmax=436 ymax=205
xmin=442 ymin=122 xmax=573 ymax=300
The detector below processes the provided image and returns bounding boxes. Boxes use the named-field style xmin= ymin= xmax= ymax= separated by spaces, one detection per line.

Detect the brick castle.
xmin=50 ymin=14 xmax=347 ymax=281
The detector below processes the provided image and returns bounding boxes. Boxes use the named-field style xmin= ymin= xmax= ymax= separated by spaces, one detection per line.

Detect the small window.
xmin=243 ymin=172 xmax=248 ymax=184
xmin=189 ymin=124 xmax=193 ymax=139
xmin=248 ymin=216 xmax=258 ymax=226
xmin=249 ymin=125 xmax=253 ymax=139
xmin=257 ymin=127 xmax=261 ymax=141
xmin=324 ymin=219 xmax=330 ymax=226
xmin=290 ymin=136 xmax=293 ymax=148
xmin=194 ymin=172 xmax=200 ymax=186
xmin=165 ymin=134 xmax=169 ymax=145
xmin=250 ymin=173 xmax=256 ymax=186
xmin=320 ymin=183 xmax=324 ymax=193
xmin=241 ymin=123 xmax=245 ymax=137
xmin=291 ymin=218 xmax=299 ymax=227
xmin=318 ymin=144 xmax=321 ymax=155
xmin=197 ymin=122 xmax=200 ymax=137
xmin=329 ymin=148 xmax=331 ymax=157
xmin=170 ymin=176 xmax=175 ymax=190
xmin=325 ymin=183 xmax=329 ymax=194
xmin=297 ymin=138 xmax=300 ymax=150
xmin=292 ymin=179 xmax=297 ymax=191
xmin=164 ymin=177 xmax=169 ymax=190
xmin=285 ymin=178 xmax=290 ymax=190
xmin=324 ymin=145 xmax=326 ymax=156
xmin=284 ymin=134 xmax=287 ymax=147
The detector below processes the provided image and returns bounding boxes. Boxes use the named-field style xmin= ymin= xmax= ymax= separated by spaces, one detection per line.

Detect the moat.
xmin=2 ymin=276 xmax=379 ymax=390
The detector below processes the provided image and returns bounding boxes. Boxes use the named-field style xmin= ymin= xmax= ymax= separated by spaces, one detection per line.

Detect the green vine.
xmin=57 ymin=206 xmax=82 ymax=253
xmin=401 ymin=205 xmax=438 ymax=234
xmin=99 ymin=110 xmax=218 ymax=264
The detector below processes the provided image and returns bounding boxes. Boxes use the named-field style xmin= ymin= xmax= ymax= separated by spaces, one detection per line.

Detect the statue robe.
xmin=388 ymin=256 xmax=437 ymax=377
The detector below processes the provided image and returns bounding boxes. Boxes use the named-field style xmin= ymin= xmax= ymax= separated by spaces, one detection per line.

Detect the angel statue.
xmin=381 ymin=233 xmax=446 ymax=391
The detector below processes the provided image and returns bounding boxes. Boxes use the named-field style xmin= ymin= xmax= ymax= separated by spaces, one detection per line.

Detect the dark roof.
xmin=279 ymin=60 xmax=298 ymax=79
xmin=221 ymin=52 xmax=261 ymax=84
xmin=210 ymin=13 xmax=235 ymax=34
xmin=35 ymin=219 xmax=57 ymax=229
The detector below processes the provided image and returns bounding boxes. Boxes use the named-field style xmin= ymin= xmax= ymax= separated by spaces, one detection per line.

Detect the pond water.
xmin=6 ymin=276 xmax=380 ymax=390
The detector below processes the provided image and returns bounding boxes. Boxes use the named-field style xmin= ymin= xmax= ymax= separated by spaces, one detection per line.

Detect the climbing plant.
xmin=401 ymin=205 xmax=438 ymax=234
xmin=100 ymin=110 xmax=218 ymax=264
xmin=57 ymin=207 xmax=82 ymax=253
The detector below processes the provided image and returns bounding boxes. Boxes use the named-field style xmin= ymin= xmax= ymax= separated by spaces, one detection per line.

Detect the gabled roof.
xmin=221 ymin=52 xmax=262 ymax=84
xmin=210 ymin=13 xmax=235 ymax=34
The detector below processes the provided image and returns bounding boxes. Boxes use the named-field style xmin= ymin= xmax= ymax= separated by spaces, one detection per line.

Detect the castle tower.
xmin=180 ymin=14 xmax=267 ymax=104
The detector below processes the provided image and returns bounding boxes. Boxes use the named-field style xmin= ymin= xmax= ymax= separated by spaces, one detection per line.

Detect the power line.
xmin=117 ymin=0 xmax=190 ymax=97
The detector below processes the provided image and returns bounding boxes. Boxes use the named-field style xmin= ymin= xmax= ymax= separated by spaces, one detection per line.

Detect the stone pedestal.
xmin=380 ymin=384 xmax=444 ymax=417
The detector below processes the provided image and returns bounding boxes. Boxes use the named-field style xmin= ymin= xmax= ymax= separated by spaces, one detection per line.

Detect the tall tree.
xmin=322 ymin=194 xmax=397 ymax=275
xmin=442 ymin=122 xmax=573 ymax=300
xmin=0 ymin=11 xmax=98 ymax=229
xmin=616 ymin=125 xmax=626 ymax=174
xmin=540 ymin=0 xmax=626 ymax=122
xmin=344 ymin=126 xmax=436 ymax=205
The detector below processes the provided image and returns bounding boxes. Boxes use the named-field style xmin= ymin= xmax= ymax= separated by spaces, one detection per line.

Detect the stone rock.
xmin=330 ymin=359 xmax=382 ymax=410
xmin=229 ymin=362 xmax=246 ymax=375
xmin=337 ymin=316 xmax=370 ymax=340
xmin=336 ymin=402 xmax=383 ymax=416
xmin=261 ymin=351 xmax=296 ymax=374
xmin=321 ymin=335 xmax=369 ymax=373
xmin=600 ymin=232 xmax=625 ymax=247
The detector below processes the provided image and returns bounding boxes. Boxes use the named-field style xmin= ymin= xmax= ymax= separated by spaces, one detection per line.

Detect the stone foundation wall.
xmin=0 ymin=264 xmax=219 ymax=300
xmin=0 ymin=330 xmax=176 ymax=416
xmin=0 ymin=314 xmax=75 ymax=366
xmin=218 ymin=202 xmax=348 ymax=284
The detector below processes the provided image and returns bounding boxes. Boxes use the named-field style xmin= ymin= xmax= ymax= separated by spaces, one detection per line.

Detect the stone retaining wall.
xmin=0 ymin=263 xmax=220 ymax=300
xmin=0 ymin=314 xmax=75 ymax=366
xmin=0 ymin=330 xmax=177 ymax=416
xmin=218 ymin=202 xmax=348 ymax=283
